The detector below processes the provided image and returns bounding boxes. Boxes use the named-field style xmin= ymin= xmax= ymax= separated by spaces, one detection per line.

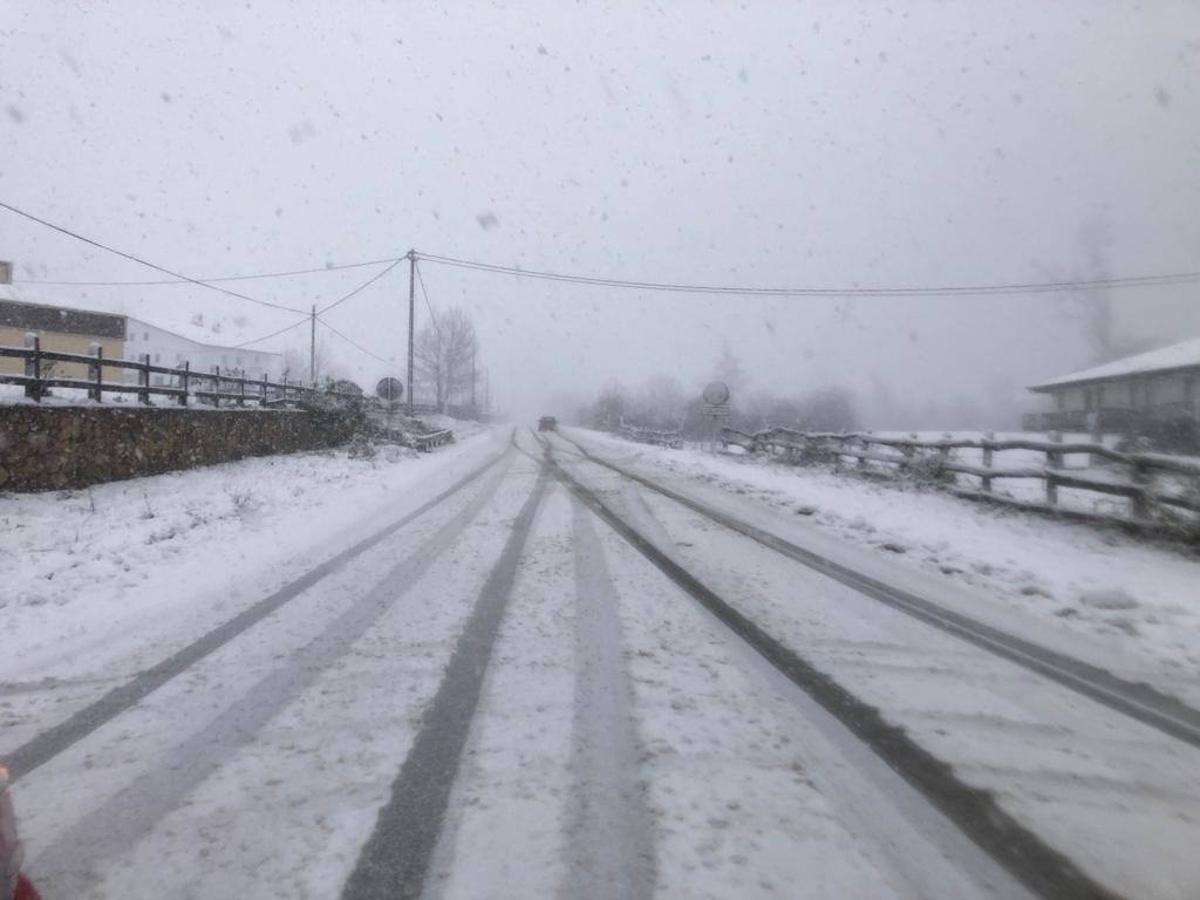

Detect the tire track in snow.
xmin=563 ymin=496 xmax=656 ymax=900
xmin=539 ymin=440 xmax=1124 ymax=900
xmin=340 ymin=467 xmax=549 ymax=900
xmin=4 ymin=446 xmax=511 ymax=782
xmin=28 ymin=456 xmax=514 ymax=898
xmin=552 ymin=430 xmax=1200 ymax=752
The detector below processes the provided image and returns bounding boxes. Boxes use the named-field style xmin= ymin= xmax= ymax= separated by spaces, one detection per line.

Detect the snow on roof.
xmin=125 ymin=315 xmax=282 ymax=357
xmin=0 ymin=284 xmax=285 ymax=353
xmin=1029 ymin=336 xmax=1200 ymax=391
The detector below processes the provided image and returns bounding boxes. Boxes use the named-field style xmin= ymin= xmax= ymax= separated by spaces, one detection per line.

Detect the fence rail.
xmin=1 ymin=337 xmax=362 ymax=409
xmin=721 ymin=425 xmax=1200 ymax=529
xmin=619 ymin=422 xmax=683 ymax=448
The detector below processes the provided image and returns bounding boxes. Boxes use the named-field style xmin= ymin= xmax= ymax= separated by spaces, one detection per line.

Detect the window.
xmin=143 ymin=331 xmax=149 ymax=341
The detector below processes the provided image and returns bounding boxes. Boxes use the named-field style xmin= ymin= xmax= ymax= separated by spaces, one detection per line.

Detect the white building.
xmin=1026 ymin=335 xmax=1200 ymax=446
xmin=124 ymin=317 xmax=283 ymax=386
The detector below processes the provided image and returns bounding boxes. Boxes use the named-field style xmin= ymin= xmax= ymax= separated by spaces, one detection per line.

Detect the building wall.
xmin=1050 ymin=373 xmax=1195 ymax=414
xmin=124 ymin=320 xmax=282 ymax=385
xmin=0 ymin=325 xmax=125 ymax=380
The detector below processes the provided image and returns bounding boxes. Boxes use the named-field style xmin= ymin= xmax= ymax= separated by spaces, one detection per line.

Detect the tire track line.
xmin=553 ymin=431 xmax=1200 ymax=751
xmin=538 ymin=437 xmax=1123 ymax=900
xmin=341 ymin=466 xmax=549 ymax=900
xmin=564 ymin=495 xmax=656 ymax=900
xmin=5 ymin=444 xmax=512 ymax=782
xmin=30 ymin=454 xmax=516 ymax=897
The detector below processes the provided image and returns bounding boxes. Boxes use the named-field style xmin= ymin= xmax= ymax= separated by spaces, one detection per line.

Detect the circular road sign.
xmin=375 ymin=377 xmax=404 ymax=404
xmin=702 ymin=381 xmax=731 ymax=405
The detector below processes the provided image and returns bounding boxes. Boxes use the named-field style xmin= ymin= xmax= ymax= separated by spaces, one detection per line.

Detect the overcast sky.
xmin=2 ymin=1 xmax=1198 ymax=424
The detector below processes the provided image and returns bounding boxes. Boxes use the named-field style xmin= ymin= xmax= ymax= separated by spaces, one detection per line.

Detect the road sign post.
xmin=700 ymin=381 xmax=731 ymax=452
xmin=376 ymin=376 xmax=405 ymax=436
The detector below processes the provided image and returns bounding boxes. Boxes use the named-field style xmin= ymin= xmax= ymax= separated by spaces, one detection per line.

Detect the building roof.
xmin=1029 ymin=336 xmax=1200 ymax=392
xmin=126 ymin=315 xmax=282 ymax=358
xmin=0 ymin=297 xmax=126 ymax=340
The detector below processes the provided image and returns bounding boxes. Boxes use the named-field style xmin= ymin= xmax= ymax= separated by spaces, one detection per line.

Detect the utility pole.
xmin=407 ymin=250 xmax=416 ymax=416
xmin=309 ymin=304 xmax=316 ymax=386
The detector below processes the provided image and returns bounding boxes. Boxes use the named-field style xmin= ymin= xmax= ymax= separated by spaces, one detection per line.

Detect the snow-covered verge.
xmin=566 ymin=428 xmax=1200 ymax=683
xmin=0 ymin=427 xmax=502 ymax=695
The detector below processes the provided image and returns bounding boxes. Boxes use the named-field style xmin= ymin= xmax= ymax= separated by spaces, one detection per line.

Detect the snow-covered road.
xmin=3 ymin=426 xmax=1199 ymax=899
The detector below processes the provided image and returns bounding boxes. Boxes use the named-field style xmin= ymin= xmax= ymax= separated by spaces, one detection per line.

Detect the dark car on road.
xmin=538 ymin=416 xmax=558 ymax=432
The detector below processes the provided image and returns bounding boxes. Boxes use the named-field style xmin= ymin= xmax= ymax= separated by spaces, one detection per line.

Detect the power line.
xmin=416 ymin=251 xmax=1200 ymax=298
xmin=0 ymin=199 xmax=307 ymax=313
xmin=317 ymin=317 xmax=392 ymax=364
xmin=317 ymin=257 xmax=405 ymax=315
xmin=13 ymin=257 xmax=403 ymax=286
xmin=231 ymin=315 xmax=311 ymax=349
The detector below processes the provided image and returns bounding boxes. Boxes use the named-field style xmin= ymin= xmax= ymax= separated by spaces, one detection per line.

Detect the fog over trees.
xmin=414 ymin=306 xmax=480 ymax=410
xmin=583 ymin=348 xmax=862 ymax=438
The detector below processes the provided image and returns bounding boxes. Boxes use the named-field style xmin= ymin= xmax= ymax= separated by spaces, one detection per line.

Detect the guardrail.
xmin=619 ymin=423 xmax=683 ymax=448
xmin=721 ymin=425 xmax=1200 ymax=528
xmin=1 ymin=336 xmax=361 ymax=408
xmin=412 ymin=429 xmax=454 ymax=451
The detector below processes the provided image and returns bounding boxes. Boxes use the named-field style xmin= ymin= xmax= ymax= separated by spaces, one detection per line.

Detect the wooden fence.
xmin=620 ymin=422 xmax=683 ymax=448
xmin=1 ymin=335 xmax=362 ymax=409
xmin=721 ymin=425 xmax=1200 ymax=529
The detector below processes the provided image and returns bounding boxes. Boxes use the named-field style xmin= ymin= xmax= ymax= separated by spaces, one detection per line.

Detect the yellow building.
xmin=0 ymin=298 xmax=126 ymax=380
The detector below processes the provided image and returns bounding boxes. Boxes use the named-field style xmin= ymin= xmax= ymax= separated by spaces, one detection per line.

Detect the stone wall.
xmin=0 ymin=405 xmax=362 ymax=491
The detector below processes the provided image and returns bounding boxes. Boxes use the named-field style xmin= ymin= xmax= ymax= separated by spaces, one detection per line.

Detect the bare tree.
xmin=631 ymin=374 xmax=686 ymax=428
xmin=414 ymin=306 xmax=478 ymax=410
xmin=591 ymin=379 xmax=626 ymax=430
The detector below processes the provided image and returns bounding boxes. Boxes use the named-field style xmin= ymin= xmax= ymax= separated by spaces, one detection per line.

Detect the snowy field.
xmin=569 ymin=428 xmax=1200 ymax=687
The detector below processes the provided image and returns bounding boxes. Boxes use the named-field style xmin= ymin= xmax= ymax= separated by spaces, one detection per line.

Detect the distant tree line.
xmin=583 ymin=346 xmax=860 ymax=438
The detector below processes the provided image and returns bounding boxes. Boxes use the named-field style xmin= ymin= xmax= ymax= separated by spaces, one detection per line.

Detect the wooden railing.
xmin=619 ymin=422 xmax=683 ymax=448
xmin=0 ymin=336 xmax=361 ymax=408
xmin=721 ymin=425 xmax=1200 ymax=528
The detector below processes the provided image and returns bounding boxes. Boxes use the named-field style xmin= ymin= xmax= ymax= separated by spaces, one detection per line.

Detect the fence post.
xmin=858 ymin=433 xmax=870 ymax=470
xmin=261 ymin=372 xmax=268 ymax=406
xmin=982 ymin=431 xmax=994 ymax=494
xmin=211 ymin=365 xmax=221 ymax=408
xmin=180 ymin=361 xmax=190 ymax=407
xmin=1046 ymin=430 xmax=1062 ymax=507
xmin=88 ymin=342 xmax=102 ymax=403
xmin=23 ymin=333 xmax=42 ymax=402
xmin=238 ymin=374 xmax=246 ymax=408
xmin=1130 ymin=459 xmax=1151 ymax=521
xmin=138 ymin=353 xmax=151 ymax=405
xmin=899 ymin=434 xmax=916 ymax=474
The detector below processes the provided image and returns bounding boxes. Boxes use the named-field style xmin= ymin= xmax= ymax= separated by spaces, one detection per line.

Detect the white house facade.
xmin=124 ymin=318 xmax=283 ymax=386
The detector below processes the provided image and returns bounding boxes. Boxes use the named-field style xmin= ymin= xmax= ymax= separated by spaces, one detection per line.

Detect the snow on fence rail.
xmin=1 ymin=335 xmax=362 ymax=409
xmin=720 ymin=425 xmax=1200 ymax=530
xmin=619 ymin=422 xmax=683 ymax=448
